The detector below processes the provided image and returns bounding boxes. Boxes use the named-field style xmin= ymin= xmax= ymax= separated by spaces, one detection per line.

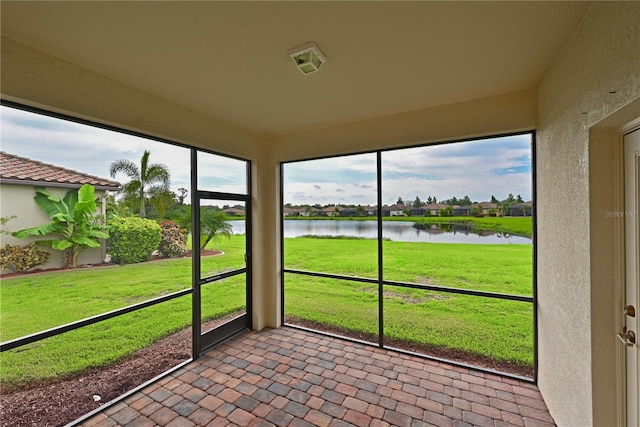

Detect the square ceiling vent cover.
xmin=289 ymin=42 xmax=326 ymax=75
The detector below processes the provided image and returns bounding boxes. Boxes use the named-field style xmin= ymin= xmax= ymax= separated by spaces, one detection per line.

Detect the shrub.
xmin=0 ymin=243 xmax=50 ymax=272
xmin=108 ymin=217 xmax=161 ymax=265
xmin=157 ymin=220 xmax=187 ymax=258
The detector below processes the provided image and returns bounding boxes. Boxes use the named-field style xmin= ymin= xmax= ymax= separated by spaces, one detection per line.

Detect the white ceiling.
xmin=0 ymin=1 xmax=591 ymax=137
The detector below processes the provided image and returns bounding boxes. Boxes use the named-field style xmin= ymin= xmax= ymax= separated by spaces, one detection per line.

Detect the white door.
xmin=622 ymin=127 xmax=640 ymax=427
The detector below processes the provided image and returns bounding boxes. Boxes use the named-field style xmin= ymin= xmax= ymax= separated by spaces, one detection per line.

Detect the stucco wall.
xmin=0 ymin=184 xmax=109 ymax=271
xmin=536 ymin=2 xmax=640 ymax=425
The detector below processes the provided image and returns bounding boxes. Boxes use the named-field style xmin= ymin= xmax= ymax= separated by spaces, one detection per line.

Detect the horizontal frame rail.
xmin=197 ymin=191 xmax=250 ymax=201
xmin=284 ymin=268 xmax=533 ymax=302
xmin=200 ymin=267 xmax=247 ymax=285
xmin=284 ymin=268 xmax=378 ymax=285
xmin=0 ymin=288 xmax=193 ymax=352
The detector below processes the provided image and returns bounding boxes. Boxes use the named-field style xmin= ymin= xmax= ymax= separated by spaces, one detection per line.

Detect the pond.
xmin=229 ymin=220 xmax=531 ymax=244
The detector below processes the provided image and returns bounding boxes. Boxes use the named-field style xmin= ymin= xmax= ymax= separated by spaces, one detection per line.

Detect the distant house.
xmin=223 ymin=207 xmax=244 ymax=216
xmin=364 ymin=205 xmax=377 ymax=216
xmin=322 ymin=205 xmax=340 ymax=217
xmin=388 ymin=204 xmax=407 ymax=217
xmin=339 ymin=208 xmax=357 ymax=217
xmin=283 ymin=207 xmax=299 ymax=217
xmin=409 ymin=206 xmax=427 ymax=216
xmin=423 ymin=203 xmax=448 ymax=216
xmin=453 ymin=205 xmax=472 ymax=216
xmin=476 ymin=202 xmax=498 ymax=216
xmin=508 ymin=201 xmax=533 ymax=217
xmin=0 ymin=151 xmax=121 ymax=271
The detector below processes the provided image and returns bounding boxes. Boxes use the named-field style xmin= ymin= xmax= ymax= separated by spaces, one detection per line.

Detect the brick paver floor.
xmin=78 ymin=327 xmax=554 ymax=427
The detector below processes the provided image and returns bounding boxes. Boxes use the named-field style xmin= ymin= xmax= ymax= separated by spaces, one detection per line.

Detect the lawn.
xmin=1 ymin=231 xmax=534 ymax=387
xmin=284 ymin=238 xmax=534 ymax=367
xmin=0 ymin=235 xmax=247 ymax=388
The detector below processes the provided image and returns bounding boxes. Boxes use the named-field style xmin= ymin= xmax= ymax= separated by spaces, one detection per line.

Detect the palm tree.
xmin=109 ymin=150 xmax=170 ymax=218
xmin=199 ymin=208 xmax=233 ymax=250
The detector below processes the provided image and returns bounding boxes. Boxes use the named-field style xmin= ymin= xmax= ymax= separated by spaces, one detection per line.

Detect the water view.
xmin=230 ymin=220 xmax=531 ymax=244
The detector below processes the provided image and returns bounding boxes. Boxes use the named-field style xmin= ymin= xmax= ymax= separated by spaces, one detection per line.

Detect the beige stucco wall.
xmin=0 ymin=183 xmax=109 ymax=271
xmin=536 ymin=2 xmax=640 ymax=426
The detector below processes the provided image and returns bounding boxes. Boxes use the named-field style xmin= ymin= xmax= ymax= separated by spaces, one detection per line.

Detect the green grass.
xmin=1 ymin=233 xmax=533 ymax=387
xmin=284 ymin=238 xmax=534 ymax=367
xmin=285 ymin=239 xmax=532 ymax=295
xmin=0 ymin=235 xmax=247 ymax=388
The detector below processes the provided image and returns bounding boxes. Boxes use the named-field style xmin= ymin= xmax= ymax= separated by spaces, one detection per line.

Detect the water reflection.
xmin=279 ymin=220 xmax=531 ymax=244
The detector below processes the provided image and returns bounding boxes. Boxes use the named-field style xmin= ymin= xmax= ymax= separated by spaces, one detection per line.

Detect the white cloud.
xmin=1 ymin=106 xmax=532 ymax=208
xmin=284 ymin=134 xmax=532 ymax=206
xmin=1 ymin=106 xmax=248 ymax=203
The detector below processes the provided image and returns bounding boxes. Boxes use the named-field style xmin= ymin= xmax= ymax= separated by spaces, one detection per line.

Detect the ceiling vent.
xmin=288 ymin=42 xmax=326 ymax=75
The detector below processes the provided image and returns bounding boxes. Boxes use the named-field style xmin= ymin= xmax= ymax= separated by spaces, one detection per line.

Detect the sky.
xmin=0 ymin=106 xmax=247 ymax=204
xmin=1 ymin=105 xmax=532 ymax=207
xmin=284 ymin=135 xmax=532 ymax=206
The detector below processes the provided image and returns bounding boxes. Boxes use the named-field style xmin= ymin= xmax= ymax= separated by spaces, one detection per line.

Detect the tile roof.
xmin=0 ymin=151 xmax=121 ymax=190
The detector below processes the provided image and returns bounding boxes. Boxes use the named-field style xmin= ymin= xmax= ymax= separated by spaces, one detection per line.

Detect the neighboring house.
xmin=453 ymin=205 xmax=471 ymax=216
xmin=423 ymin=203 xmax=447 ymax=216
xmin=388 ymin=204 xmax=407 ymax=216
xmin=223 ymin=207 xmax=244 ymax=216
xmin=339 ymin=207 xmax=361 ymax=217
xmin=508 ymin=201 xmax=533 ymax=217
xmin=0 ymin=151 xmax=121 ymax=271
xmin=364 ymin=205 xmax=377 ymax=216
xmin=476 ymin=202 xmax=498 ymax=215
xmin=322 ymin=205 xmax=339 ymax=217
xmin=283 ymin=207 xmax=298 ymax=217
xmin=409 ymin=206 xmax=427 ymax=216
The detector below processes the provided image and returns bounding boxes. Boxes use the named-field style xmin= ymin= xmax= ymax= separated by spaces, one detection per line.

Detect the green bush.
xmin=0 ymin=243 xmax=50 ymax=272
xmin=108 ymin=217 xmax=161 ymax=265
xmin=157 ymin=220 xmax=187 ymax=258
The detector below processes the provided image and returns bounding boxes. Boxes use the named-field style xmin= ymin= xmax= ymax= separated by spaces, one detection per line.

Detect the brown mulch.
xmin=0 ymin=317 xmax=231 ymax=427
xmin=0 ymin=250 xmax=222 ymax=427
xmin=0 ymin=250 xmax=221 ymax=279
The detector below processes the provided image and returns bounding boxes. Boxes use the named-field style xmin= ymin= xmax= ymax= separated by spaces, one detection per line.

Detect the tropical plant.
xmin=176 ymin=206 xmax=233 ymax=250
xmin=439 ymin=206 xmax=454 ymax=217
xmin=109 ymin=150 xmax=170 ymax=219
xmin=12 ymin=184 xmax=108 ymax=268
xmin=148 ymin=187 xmax=177 ymax=220
xmin=200 ymin=208 xmax=233 ymax=250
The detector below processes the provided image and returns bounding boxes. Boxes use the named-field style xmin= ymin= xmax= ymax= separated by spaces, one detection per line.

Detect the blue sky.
xmin=1 ymin=105 xmax=532 ymax=207
xmin=0 ymin=106 xmax=247 ymax=203
xmin=284 ymin=135 xmax=532 ymax=206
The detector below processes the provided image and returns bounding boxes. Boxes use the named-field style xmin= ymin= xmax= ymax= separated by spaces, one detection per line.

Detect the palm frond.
xmin=109 ymin=159 xmax=140 ymax=180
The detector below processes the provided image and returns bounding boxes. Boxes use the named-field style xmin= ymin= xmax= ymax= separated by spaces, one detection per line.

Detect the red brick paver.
xmin=77 ymin=328 xmax=554 ymax=427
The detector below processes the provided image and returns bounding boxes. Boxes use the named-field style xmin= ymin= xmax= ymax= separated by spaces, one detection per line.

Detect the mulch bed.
xmin=0 ymin=250 xmax=221 ymax=279
xmin=0 ymin=316 xmax=234 ymax=427
xmin=0 ymin=250 xmax=221 ymax=427
xmin=1 ymin=324 xmax=193 ymax=427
